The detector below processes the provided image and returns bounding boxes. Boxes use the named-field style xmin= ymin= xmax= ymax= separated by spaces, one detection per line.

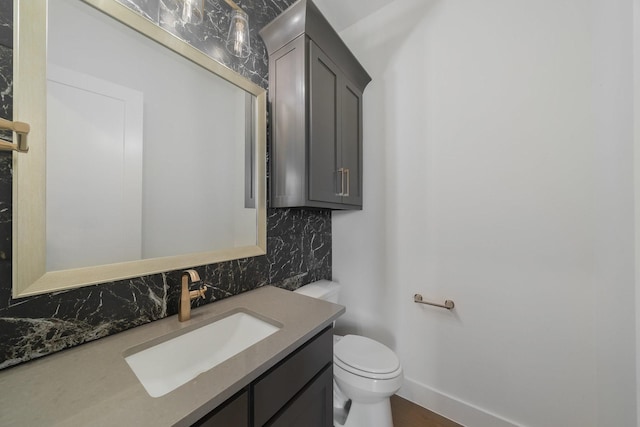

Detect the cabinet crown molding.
xmin=260 ymin=0 xmax=371 ymax=91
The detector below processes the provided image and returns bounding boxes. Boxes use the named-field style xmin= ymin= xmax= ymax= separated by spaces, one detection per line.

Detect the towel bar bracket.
xmin=0 ymin=117 xmax=30 ymax=153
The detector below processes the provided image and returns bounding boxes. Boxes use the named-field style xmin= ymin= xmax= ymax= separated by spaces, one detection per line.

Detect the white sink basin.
xmin=124 ymin=310 xmax=281 ymax=397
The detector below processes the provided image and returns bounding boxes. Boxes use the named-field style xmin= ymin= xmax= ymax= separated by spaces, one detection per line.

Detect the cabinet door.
xmin=269 ymin=36 xmax=307 ymax=208
xmin=192 ymin=390 xmax=249 ymax=427
xmin=340 ymin=78 xmax=363 ymax=207
xmin=308 ymin=41 xmax=342 ymax=205
xmin=266 ymin=365 xmax=333 ymax=427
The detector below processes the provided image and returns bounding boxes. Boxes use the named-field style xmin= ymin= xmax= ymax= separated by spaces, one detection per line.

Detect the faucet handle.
xmin=197 ymin=286 xmax=206 ymax=299
xmin=188 ymin=286 xmax=207 ymax=301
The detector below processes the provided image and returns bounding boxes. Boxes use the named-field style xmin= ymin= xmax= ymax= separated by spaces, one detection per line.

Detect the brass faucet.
xmin=179 ymin=269 xmax=206 ymax=322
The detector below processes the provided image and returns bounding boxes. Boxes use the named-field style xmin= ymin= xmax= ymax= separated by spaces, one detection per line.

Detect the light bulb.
xmin=226 ymin=10 xmax=251 ymax=58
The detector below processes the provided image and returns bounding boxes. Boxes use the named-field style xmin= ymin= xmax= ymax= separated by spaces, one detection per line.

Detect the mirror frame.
xmin=12 ymin=0 xmax=267 ymax=298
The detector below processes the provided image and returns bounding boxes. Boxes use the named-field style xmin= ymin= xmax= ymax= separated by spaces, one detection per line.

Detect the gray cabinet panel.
xmin=309 ymin=43 xmax=341 ymax=204
xmin=341 ymin=80 xmax=363 ymax=206
xmin=271 ymin=36 xmax=307 ymax=207
xmin=193 ymin=389 xmax=249 ymax=426
xmin=266 ymin=366 xmax=333 ymax=427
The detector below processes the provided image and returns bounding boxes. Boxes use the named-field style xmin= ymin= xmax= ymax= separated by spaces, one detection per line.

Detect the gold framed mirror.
xmin=12 ymin=0 xmax=267 ymax=297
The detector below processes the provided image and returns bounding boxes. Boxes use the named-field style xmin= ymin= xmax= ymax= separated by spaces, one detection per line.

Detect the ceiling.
xmin=312 ymin=0 xmax=391 ymax=32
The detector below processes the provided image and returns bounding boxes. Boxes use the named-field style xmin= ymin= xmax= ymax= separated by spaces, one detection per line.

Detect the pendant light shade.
xmin=160 ymin=0 xmax=203 ymax=25
xmin=226 ymin=10 xmax=251 ymax=58
xmin=181 ymin=0 xmax=204 ymax=25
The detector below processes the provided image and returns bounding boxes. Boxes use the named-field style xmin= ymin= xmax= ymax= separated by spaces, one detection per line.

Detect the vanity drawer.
xmin=266 ymin=365 xmax=333 ymax=427
xmin=253 ymin=326 xmax=333 ymax=426
xmin=193 ymin=389 xmax=248 ymax=426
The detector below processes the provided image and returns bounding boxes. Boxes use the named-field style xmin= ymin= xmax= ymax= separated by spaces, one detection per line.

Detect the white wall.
xmin=329 ymin=0 xmax=636 ymax=425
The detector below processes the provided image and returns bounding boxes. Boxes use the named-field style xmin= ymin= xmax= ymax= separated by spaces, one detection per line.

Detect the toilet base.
xmin=333 ymin=403 xmax=348 ymax=426
xmin=334 ymin=398 xmax=393 ymax=427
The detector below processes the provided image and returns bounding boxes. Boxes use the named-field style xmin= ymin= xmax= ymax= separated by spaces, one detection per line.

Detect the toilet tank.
xmin=294 ymin=280 xmax=340 ymax=304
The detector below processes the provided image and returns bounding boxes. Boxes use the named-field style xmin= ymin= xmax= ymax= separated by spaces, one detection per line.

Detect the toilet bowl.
xmin=294 ymin=281 xmax=403 ymax=427
xmin=332 ymin=334 xmax=403 ymax=427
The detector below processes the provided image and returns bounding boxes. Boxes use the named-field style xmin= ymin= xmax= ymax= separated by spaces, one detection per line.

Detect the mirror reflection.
xmin=12 ymin=0 xmax=266 ymax=297
xmin=47 ymin=0 xmax=256 ymax=271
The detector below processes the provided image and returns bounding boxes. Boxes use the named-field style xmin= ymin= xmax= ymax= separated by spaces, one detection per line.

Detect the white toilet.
xmin=294 ymin=280 xmax=403 ymax=427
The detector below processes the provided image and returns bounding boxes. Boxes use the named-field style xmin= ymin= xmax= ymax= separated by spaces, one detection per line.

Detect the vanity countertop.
xmin=0 ymin=285 xmax=344 ymax=426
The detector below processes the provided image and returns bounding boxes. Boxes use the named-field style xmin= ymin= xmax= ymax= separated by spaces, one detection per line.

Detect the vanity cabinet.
xmin=260 ymin=0 xmax=371 ymax=210
xmin=192 ymin=326 xmax=333 ymax=427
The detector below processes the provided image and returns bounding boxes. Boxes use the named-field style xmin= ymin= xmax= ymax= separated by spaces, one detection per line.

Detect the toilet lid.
xmin=333 ymin=335 xmax=400 ymax=375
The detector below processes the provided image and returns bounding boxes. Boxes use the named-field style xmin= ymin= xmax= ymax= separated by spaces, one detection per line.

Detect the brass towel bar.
xmin=0 ymin=117 xmax=30 ymax=153
xmin=414 ymin=294 xmax=455 ymax=310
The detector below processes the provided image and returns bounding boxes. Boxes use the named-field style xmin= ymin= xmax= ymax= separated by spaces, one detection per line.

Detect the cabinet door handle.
xmin=344 ymin=168 xmax=350 ymax=197
xmin=337 ymin=168 xmax=345 ymax=196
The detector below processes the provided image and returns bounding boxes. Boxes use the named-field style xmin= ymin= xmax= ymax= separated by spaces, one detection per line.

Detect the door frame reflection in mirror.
xmin=12 ymin=0 xmax=267 ymax=298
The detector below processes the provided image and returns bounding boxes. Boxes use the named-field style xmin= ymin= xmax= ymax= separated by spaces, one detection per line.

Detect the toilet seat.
xmin=334 ymin=357 xmax=402 ymax=380
xmin=333 ymin=335 xmax=401 ymax=380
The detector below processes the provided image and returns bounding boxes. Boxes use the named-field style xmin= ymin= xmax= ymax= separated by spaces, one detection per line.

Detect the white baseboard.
xmin=397 ymin=378 xmax=522 ymax=427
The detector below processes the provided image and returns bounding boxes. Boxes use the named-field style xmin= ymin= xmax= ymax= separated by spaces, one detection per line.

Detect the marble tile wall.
xmin=0 ymin=0 xmax=332 ymax=370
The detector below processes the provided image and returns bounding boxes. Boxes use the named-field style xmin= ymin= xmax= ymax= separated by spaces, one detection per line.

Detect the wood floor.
xmin=391 ymin=395 xmax=462 ymax=427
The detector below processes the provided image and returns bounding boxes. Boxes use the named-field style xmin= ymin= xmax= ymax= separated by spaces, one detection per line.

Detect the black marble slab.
xmin=0 ymin=1 xmax=11 ymax=49
xmin=0 ymin=0 xmax=332 ymax=371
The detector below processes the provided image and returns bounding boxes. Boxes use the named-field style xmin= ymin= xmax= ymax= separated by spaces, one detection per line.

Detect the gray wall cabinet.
xmin=260 ymin=0 xmax=371 ymax=210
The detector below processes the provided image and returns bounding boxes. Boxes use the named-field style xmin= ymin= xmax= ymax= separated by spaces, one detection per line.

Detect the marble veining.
xmin=0 ymin=45 xmax=11 ymax=121
xmin=0 ymin=0 xmax=333 ymax=371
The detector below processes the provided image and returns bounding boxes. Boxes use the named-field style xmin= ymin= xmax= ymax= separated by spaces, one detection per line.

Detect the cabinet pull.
xmin=344 ymin=168 xmax=350 ymax=197
xmin=337 ymin=168 xmax=345 ymax=196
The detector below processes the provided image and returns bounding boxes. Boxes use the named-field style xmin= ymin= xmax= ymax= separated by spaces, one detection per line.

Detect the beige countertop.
xmin=0 ymin=286 xmax=344 ymax=426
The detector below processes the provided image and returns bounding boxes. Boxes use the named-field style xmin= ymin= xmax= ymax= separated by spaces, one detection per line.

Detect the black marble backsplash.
xmin=0 ymin=0 xmax=332 ymax=370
